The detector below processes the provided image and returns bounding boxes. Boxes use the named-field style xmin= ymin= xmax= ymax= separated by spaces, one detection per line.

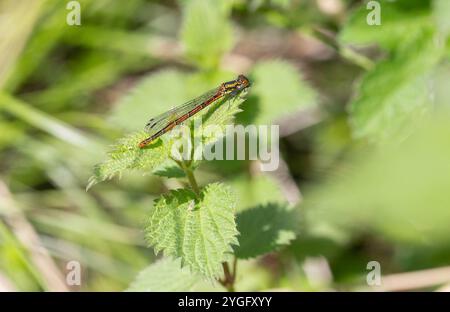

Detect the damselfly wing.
xmin=143 ymin=87 xmax=219 ymax=136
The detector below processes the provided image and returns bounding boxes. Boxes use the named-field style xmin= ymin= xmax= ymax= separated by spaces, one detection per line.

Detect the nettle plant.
xmin=87 ymin=69 xmax=302 ymax=291
xmin=87 ymin=0 xmax=316 ymax=291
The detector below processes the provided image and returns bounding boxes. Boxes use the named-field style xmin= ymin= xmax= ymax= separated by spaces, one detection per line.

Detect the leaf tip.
xmin=85 ymin=176 xmax=97 ymax=192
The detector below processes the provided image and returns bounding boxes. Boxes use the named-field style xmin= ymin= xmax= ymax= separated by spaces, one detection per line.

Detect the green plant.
xmin=88 ymin=73 xmax=301 ymax=290
xmin=86 ymin=0 xmax=312 ymax=291
xmin=340 ymin=0 xmax=449 ymax=141
xmin=6 ymin=0 xmax=450 ymax=293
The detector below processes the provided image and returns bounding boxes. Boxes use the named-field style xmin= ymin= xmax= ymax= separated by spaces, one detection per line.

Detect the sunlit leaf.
xmin=349 ymin=28 xmax=443 ymax=141
xmin=87 ymin=131 xmax=172 ymax=190
xmin=230 ymin=174 xmax=285 ymax=212
xmin=247 ymin=60 xmax=317 ymax=125
xmin=127 ymin=257 xmax=201 ymax=291
xmin=234 ymin=203 xmax=298 ymax=259
xmin=433 ymin=0 xmax=450 ymax=37
xmin=153 ymin=164 xmax=186 ymax=178
xmin=145 ymin=183 xmax=238 ymax=279
xmin=111 ymin=70 xmax=189 ymax=132
xmin=340 ymin=0 xmax=432 ymax=51
xmin=181 ymin=0 xmax=233 ymax=69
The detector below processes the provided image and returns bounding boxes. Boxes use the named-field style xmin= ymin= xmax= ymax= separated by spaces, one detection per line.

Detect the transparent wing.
xmin=144 ymin=87 xmax=220 ymax=135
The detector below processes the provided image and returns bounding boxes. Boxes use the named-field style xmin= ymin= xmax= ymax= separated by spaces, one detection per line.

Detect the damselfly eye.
xmin=237 ymin=74 xmax=250 ymax=89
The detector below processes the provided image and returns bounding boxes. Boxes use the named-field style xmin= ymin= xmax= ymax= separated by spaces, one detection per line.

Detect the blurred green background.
xmin=1 ymin=0 xmax=450 ymax=291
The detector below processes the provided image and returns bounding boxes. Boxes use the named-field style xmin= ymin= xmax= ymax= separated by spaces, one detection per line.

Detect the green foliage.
xmin=340 ymin=0 xmax=432 ymax=51
xmin=87 ymin=73 xmax=247 ymax=188
xmin=230 ymin=174 xmax=285 ymax=212
xmin=306 ymin=116 xmax=450 ymax=246
xmin=126 ymin=258 xmax=201 ymax=291
xmin=341 ymin=0 xmax=446 ymax=141
xmin=111 ymin=71 xmax=189 ymax=132
xmin=433 ymin=0 xmax=450 ymax=37
xmin=433 ymin=64 xmax=450 ymax=108
xmin=86 ymin=131 xmax=172 ymax=190
xmin=126 ymin=256 xmax=226 ymax=291
xmin=348 ymin=28 xmax=443 ymax=140
xmin=153 ymin=165 xmax=186 ymax=178
xmin=199 ymin=91 xmax=246 ymax=146
xmin=7 ymin=0 xmax=450 ymax=293
xmin=246 ymin=60 xmax=317 ymax=124
xmin=234 ymin=203 xmax=298 ymax=259
xmin=0 ymin=222 xmax=43 ymax=291
xmin=145 ymin=183 xmax=238 ymax=279
xmin=181 ymin=0 xmax=233 ymax=69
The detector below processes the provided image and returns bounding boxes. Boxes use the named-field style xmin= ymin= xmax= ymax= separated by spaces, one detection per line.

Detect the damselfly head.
xmin=236 ymin=74 xmax=250 ymax=90
xmin=223 ymin=74 xmax=251 ymax=94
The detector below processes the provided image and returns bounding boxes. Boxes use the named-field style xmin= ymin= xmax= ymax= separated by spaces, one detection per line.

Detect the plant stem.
xmin=175 ymin=159 xmax=200 ymax=196
xmin=340 ymin=46 xmax=375 ymax=71
xmin=185 ymin=167 xmax=200 ymax=195
xmin=311 ymin=27 xmax=375 ymax=71
xmin=232 ymin=257 xmax=237 ymax=280
xmin=220 ymin=262 xmax=235 ymax=292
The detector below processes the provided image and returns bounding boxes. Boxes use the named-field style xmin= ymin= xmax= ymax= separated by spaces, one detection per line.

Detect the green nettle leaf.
xmin=153 ymin=165 xmax=186 ymax=178
xmin=200 ymin=92 xmax=245 ymax=146
xmin=127 ymin=257 xmax=224 ymax=291
xmin=230 ymin=174 xmax=285 ymax=212
xmin=349 ymin=28 xmax=444 ymax=141
xmin=181 ymin=0 xmax=234 ymax=69
xmin=433 ymin=64 xmax=450 ymax=108
xmin=340 ymin=0 xmax=432 ymax=51
xmin=110 ymin=70 xmax=189 ymax=132
xmin=246 ymin=60 xmax=317 ymax=125
xmin=87 ymin=131 xmax=172 ymax=190
xmin=145 ymin=183 xmax=239 ymax=279
xmin=126 ymin=257 xmax=201 ymax=291
xmin=233 ymin=203 xmax=299 ymax=259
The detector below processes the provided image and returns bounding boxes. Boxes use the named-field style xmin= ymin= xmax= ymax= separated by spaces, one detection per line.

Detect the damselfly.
xmin=139 ymin=74 xmax=251 ymax=148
